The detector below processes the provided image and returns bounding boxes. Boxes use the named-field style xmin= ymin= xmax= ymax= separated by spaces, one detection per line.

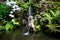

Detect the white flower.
xmin=12 ymin=5 xmax=19 ymax=9
xmin=6 ymin=2 xmax=12 ymax=6
xmin=10 ymin=11 xmax=13 ymax=14
xmin=10 ymin=1 xmax=16 ymax=5
xmin=13 ymin=2 xmax=16 ymax=5
xmin=16 ymin=7 xmax=20 ymax=11
xmin=12 ymin=6 xmax=20 ymax=12
xmin=6 ymin=1 xmax=16 ymax=6
xmin=15 ymin=7 xmax=20 ymax=12
xmin=12 ymin=9 xmax=16 ymax=12
xmin=9 ymin=14 xmax=14 ymax=18
xmin=11 ymin=19 xmax=14 ymax=22
xmin=6 ymin=1 xmax=20 ymax=13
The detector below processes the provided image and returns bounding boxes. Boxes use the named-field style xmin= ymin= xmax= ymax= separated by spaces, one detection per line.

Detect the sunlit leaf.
xmin=5 ymin=22 xmax=13 ymax=31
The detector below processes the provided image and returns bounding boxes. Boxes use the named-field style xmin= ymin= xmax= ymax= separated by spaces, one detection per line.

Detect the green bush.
xmin=40 ymin=2 xmax=60 ymax=33
xmin=0 ymin=3 xmax=12 ymax=16
xmin=0 ymin=2 xmax=20 ymax=31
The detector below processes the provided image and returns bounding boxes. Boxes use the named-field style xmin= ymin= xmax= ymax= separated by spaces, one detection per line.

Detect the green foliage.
xmin=0 ymin=14 xmax=3 ymax=19
xmin=46 ymin=24 xmax=60 ymax=32
xmin=34 ymin=2 xmax=60 ymax=33
xmin=40 ymin=2 xmax=60 ymax=32
xmin=41 ymin=0 xmax=46 ymax=2
xmin=13 ymin=19 xmax=19 ymax=25
xmin=0 ymin=26 xmax=2 ymax=30
xmin=1 ymin=0 xmax=60 ymax=33
xmin=5 ymin=22 xmax=13 ymax=31
xmin=0 ymin=3 xmax=12 ymax=16
xmin=22 ymin=2 xmax=29 ymax=11
xmin=35 ymin=25 xmax=41 ymax=31
xmin=0 ymin=2 xmax=20 ymax=31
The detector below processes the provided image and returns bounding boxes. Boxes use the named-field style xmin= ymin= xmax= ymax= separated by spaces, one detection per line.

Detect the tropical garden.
xmin=0 ymin=0 xmax=60 ymax=40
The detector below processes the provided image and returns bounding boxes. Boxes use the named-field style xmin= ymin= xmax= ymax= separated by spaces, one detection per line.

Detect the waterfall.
xmin=7 ymin=0 xmax=13 ymax=2
xmin=29 ymin=0 xmax=31 ymax=16
xmin=7 ymin=0 xmax=9 ymax=2
xmin=23 ymin=0 xmax=32 ymax=35
xmin=23 ymin=0 xmax=35 ymax=35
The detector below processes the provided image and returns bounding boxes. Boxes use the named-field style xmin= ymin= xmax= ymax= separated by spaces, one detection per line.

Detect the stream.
xmin=0 ymin=29 xmax=60 ymax=40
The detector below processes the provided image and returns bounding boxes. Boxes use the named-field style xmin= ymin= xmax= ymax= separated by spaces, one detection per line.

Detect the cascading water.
xmin=23 ymin=0 xmax=32 ymax=35
xmin=6 ymin=0 xmax=13 ymax=2
xmin=7 ymin=0 xmax=9 ymax=2
xmin=29 ymin=0 xmax=31 ymax=16
xmin=24 ymin=0 xmax=35 ymax=36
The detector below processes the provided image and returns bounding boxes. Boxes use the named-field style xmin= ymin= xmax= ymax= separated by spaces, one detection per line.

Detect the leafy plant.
xmin=5 ymin=22 xmax=13 ymax=31
xmin=22 ymin=2 xmax=29 ymax=11
xmin=0 ymin=3 xmax=12 ymax=16
xmin=0 ymin=26 xmax=2 ymax=30
xmin=0 ymin=2 xmax=21 ymax=31
xmin=41 ymin=8 xmax=60 ymax=32
xmin=34 ymin=2 xmax=60 ymax=33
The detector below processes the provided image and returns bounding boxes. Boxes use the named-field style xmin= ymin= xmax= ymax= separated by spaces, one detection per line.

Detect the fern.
xmin=5 ymin=22 xmax=13 ymax=31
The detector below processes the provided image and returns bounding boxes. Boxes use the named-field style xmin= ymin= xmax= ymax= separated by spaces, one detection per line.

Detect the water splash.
xmin=23 ymin=26 xmax=30 ymax=35
xmin=23 ymin=32 xmax=29 ymax=35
